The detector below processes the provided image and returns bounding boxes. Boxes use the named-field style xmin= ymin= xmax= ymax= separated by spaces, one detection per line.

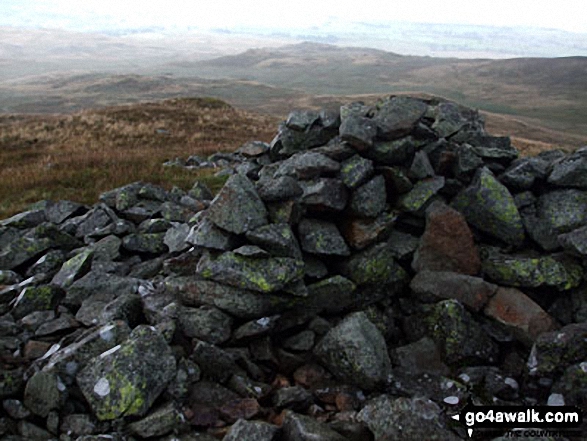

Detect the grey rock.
xmin=548 ymin=146 xmax=587 ymax=188
xmin=339 ymin=115 xmax=377 ymax=150
xmin=339 ymin=242 xmax=408 ymax=286
xmin=481 ymin=247 xmax=583 ymax=291
xmin=0 ymin=270 xmax=22 ymax=285
xmin=237 ymin=140 xmax=270 ymax=158
xmin=394 ymin=337 xmax=450 ymax=376
xmin=186 ymin=218 xmax=237 ymax=251
xmin=75 ymin=206 xmax=117 ymax=238
xmin=60 ymin=414 xmax=97 ymax=437
xmin=0 ymin=209 xmax=46 ymax=229
xmin=0 ymin=224 xmax=79 ymax=270
xmin=0 ymin=368 xmax=24 ymax=399
xmin=432 ymin=101 xmax=483 ymax=139
xmin=43 ymin=321 xmax=131 ymax=382
xmin=453 ymin=144 xmax=484 ymax=180
xmin=349 ymin=175 xmax=387 ymax=218
xmin=559 ymin=225 xmax=587 ymax=256
xmin=398 ymin=176 xmax=445 ymax=213
xmin=76 ymin=292 xmax=142 ymax=327
xmin=275 ymin=152 xmax=340 ymax=180
xmin=128 ymin=402 xmax=184 ymax=438
xmin=525 ymin=189 xmax=587 ymax=250
xmin=233 ymin=245 xmax=270 ymax=257
xmin=451 ymin=167 xmax=524 ymax=246
xmin=306 ymin=276 xmax=357 ymax=314
xmin=122 ymin=233 xmax=168 ymax=254
xmin=23 ymin=371 xmax=61 ymax=417
xmin=298 ymin=218 xmax=350 ymax=256
xmin=35 ymin=312 xmax=80 ymax=337
xmin=76 ymin=325 xmax=176 ymax=420
xmin=300 ymin=178 xmax=349 ymax=212
xmin=11 ymin=285 xmax=64 ymax=319
xmin=191 ymin=341 xmax=246 ymax=382
xmin=340 ymin=154 xmax=374 ymax=189
xmin=425 ymin=299 xmax=499 ymax=366
xmin=179 ymin=305 xmax=232 ymax=344
xmin=387 ymin=229 xmax=420 ymax=261
xmin=246 ymin=223 xmax=302 ymax=259
xmin=527 ymin=322 xmax=587 ymax=375
xmin=159 ymin=201 xmax=194 ymax=222
xmin=358 ymin=395 xmax=461 ymax=441
xmin=189 ymin=181 xmax=213 ymax=200
xmin=64 ymin=271 xmax=140 ymax=310
xmin=197 ymin=251 xmax=305 ymax=293
xmin=233 ymin=315 xmax=280 ymax=340
xmin=273 ymin=385 xmax=313 ymax=411
xmin=257 ymin=176 xmax=304 ymax=202
xmin=224 ymin=419 xmax=279 ymax=441
xmin=282 ymin=410 xmax=348 ymax=441
xmin=3 ymin=399 xmax=31 ymax=419
xmin=45 ymin=200 xmax=85 ymax=224
xmin=89 ymin=236 xmax=121 ymax=262
xmin=469 ymin=135 xmax=518 ymax=161
xmin=169 ymin=278 xmax=295 ymax=319
xmin=207 ymin=174 xmax=268 ymax=234
xmin=51 ymin=248 xmax=93 ymax=288
xmin=366 ymin=137 xmax=417 ymax=165
xmin=551 ymin=362 xmax=587 ymax=412
xmin=409 ymin=150 xmax=435 ymax=179
xmin=500 ymin=157 xmax=549 ymax=190
xmin=286 ymin=110 xmax=320 ymax=131
xmin=164 ymin=223 xmax=191 ymax=253
xmin=410 ymin=271 xmax=497 ymax=311
xmin=283 ymin=330 xmax=315 ymax=352
xmin=138 ymin=218 xmax=172 ymax=234
xmin=314 ymin=312 xmax=392 ymax=390
xmin=373 ymin=96 xmax=428 ymax=139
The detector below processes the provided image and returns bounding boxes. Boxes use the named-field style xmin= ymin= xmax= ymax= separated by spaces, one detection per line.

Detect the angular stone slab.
xmin=339 ymin=242 xmax=408 ymax=286
xmin=425 ymin=299 xmax=499 ymax=366
xmin=186 ymin=218 xmax=237 ymax=251
xmin=298 ymin=219 xmax=350 ymax=256
xmin=197 ymin=252 xmax=305 ymax=294
xmin=246 ymin=223 xmax=302 ymax=259
xmin=398 ymin=176 xmax=445 ymax=213
xmin=76 ymin=325 xmax=176 ymax=420
xmin=339 ymin=115 xmax=377 ymax=151
xmin=282 ymin=410 xmax=347 ymax=441
xmin=51 ymin=248 xmax=94 ymax=288
xmin=314 ymin=312 xmax=392 ymax=390
xmin=340 ymin=154 xmax=374 ymax=189
xmin=412 ymin=201 xmax=480 ymax=275
xmin=349 ymin=175 xmax=387 ymax=218
xmin=168 ymin=278 xmax=296 ymax=319
xmin=274 ymin=152 xmax=340 ymax=180
xmin=374 ymin=97 xmax=428 ymax=139
xmin=484 ymin=287 xmax=556 ymax=345
xmin=452 ymin=167 xmax=524 ymax=246
xmin=528 ymin=322 xmax=587 ymax=375
xmin=207 ymin=174 xmax=268 ymax=234
xmin=548 ymin=147 xmax=587 ymax=189
xmin=224 ymin=419 xmax=280 ymax=441
xmin=341 ymin=212 xmax=396 ymax=251
xmin=410 ymin=271 xmax=497 ymax=312
xmin=299 ymin=178 xmax=348 ymax=212
xmin=481 ymin=247 xmax=583 ymax=291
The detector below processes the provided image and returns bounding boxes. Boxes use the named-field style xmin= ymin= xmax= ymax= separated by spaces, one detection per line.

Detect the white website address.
xmin=465 ymin=409 xmax=580 ymax=426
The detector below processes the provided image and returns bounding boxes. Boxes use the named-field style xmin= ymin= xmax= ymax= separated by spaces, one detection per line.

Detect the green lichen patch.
xmin=452 ymin=167 xmax=524 ymax=246
xmin=339 ymin=242 xmax=408 ymax=287
xmin=197 ymin=252 xmax=305 ymax=294
xmin=76 ymin=325 xmax=176 ymax=421
xmin=481 ymin=247 xmax=583 ymax=291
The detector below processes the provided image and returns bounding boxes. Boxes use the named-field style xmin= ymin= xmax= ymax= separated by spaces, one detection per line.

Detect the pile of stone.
xmin=1 ymin=95 xmax=587 ymax=441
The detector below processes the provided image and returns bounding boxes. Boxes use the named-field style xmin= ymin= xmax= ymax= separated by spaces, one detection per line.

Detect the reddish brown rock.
xmin=412 ymin=201 xmax=481 ymax=275
xmin=293 ymin=364 xmax=331 ymax=389
xmin=484 ymin=287 xmax=557 ymax=345
xmin=218 ymin=398 xmax=260 ymax=423
xmin=340 ymin=213 xmax=396 ymax=250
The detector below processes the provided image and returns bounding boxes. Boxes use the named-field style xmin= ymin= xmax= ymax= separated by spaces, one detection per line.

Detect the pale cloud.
xmin=2 ymin=0 xmax=587 ymax=33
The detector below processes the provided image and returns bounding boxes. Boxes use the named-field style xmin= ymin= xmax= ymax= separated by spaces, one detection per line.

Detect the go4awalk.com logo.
xmin=451 ymin=404 xmax=583 ymax=438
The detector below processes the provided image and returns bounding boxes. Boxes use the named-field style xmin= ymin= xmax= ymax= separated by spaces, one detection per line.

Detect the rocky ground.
xmin=1 ymin=95 xmax=587 ymax=440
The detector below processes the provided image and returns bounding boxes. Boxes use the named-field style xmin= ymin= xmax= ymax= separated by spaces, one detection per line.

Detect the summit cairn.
xmin=1 ymin=95 xmax=587 ymax=439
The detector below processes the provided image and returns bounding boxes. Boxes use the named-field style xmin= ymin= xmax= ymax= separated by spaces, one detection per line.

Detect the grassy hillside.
xmin=0 ymin=97 xmax=278 ymax=218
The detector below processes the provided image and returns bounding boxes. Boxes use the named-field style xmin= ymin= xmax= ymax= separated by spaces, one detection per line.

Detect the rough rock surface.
xmin=1 ymin=95 xmax=587 ymax=440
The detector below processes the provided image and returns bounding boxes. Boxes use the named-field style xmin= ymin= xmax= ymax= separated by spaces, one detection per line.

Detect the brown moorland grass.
xmin=0 ymin=97 xmax=279 ymax=219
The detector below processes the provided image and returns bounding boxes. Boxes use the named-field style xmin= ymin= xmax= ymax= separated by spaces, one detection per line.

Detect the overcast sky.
xmin=2 ymin=0 xmax=587 ymax=34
